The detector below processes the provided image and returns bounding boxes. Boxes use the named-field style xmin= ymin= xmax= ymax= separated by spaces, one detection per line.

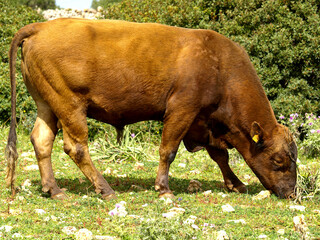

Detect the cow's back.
xmin=20 ymin=19 xmax=222 ymax=126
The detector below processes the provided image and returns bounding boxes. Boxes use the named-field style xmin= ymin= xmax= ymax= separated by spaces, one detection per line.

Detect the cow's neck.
xmin=221 ymin=70 xmax=277 ymax=160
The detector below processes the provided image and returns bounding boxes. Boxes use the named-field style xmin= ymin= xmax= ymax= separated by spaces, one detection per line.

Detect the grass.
xmin=0 ymin=124 xmax=319 ymax=239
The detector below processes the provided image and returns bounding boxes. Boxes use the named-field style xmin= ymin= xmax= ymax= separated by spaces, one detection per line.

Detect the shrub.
xmin=104 ymin=0 xmax=320 ymax=117
xmin=17 ymin=0 xmax=56 ymax=10
xmin=91 ymin=0 xmax=122 ymax=9
xmin=0 ymin=0 xmax=44 ymax=124
xmin=278 ymin=113 xmax=320 ymax=158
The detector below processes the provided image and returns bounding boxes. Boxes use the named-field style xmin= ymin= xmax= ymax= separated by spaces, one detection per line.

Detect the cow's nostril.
xmin=286 ymin=192 xmax=295 ymax=199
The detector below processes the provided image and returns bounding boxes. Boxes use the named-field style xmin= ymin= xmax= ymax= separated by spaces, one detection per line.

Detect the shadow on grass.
xmin=32 ymin=175 xmax=265 ymax=198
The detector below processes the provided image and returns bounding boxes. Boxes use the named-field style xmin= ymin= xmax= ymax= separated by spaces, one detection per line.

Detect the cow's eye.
xmin=272 ymin=157 xmax=283 ymax=167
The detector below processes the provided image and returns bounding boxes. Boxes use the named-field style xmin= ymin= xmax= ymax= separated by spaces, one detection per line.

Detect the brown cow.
xmin=6 ymin=19 xmax=297 ymax=200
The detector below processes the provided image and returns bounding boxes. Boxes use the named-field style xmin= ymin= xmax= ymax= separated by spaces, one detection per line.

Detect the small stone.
xmin=258 ymin=234 xmax=268 ymax=239
xmin=203 ymin=190 xmax=212 ymax=196
xmin=187 ymin=179 xmax=202 ymax=193
xmin=289 ymin=205 xmax=306 ymax=211
xmin=221 ymin=204 xmax=235 ymax=212
xmin=216 ymin=230 xmax=229 ymax=240
xmin=252 ymin=190 xmax=271 ymax=200
xmin=227 ymin=219 xmax=246 ymax=224
xmin=159 ymin=197 xmax=173 ymax=204
xmin=24 ymin=164 xmax=39 ymax=171
xmin=35 ymin=209 xmax=46 ymax=215
xmin=75 ymin=228 xmax=93 ymax=240
xmin=178 ymin=163 xmax=186 ymax=168
xmin=62 ymin=226 xmax=77 ymax=235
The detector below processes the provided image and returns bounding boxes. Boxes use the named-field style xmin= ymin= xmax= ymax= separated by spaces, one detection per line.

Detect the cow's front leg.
xmin=206 ymin=146 xmax=247 ymax=193
xmin=155 ymin=109 xmax=198 ymax=198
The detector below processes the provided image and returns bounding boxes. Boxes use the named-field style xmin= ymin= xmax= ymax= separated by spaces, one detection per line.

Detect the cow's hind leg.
xmin=206 ymin=146 xmax=247 ymax=193
xmin=60 ymin=112 xmax=116 ymax=200
xmin=30 ymin=104 xmax=66 ymax=199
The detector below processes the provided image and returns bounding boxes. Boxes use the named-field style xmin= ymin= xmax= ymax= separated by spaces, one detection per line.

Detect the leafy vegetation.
xmin=0 ymin=0 xmax=44 ymax=124
xmin=103 ymin=0 xmax=320 ymax=117
xmin=91 ymin=0 xmax=122 ymax=9
xmin=279 ymin=113 xmax=320 ymax=158
xmin=17 ymin=0 xmax=56 ymax=10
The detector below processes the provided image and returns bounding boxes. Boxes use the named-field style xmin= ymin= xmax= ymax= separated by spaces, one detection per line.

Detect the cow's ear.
xmin=250 ymin=121 xmax=264 ymax=144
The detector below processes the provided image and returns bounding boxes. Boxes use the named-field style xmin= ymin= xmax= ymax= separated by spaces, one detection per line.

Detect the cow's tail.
xmin=5 ymin=23 xmax=40 ymax=196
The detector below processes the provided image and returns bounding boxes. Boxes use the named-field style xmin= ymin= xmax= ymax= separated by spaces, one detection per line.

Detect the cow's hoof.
xmin=51 ymin=192 xmax=68 ymax=200
xmin=102 ymin=193 xmax=117 ymax=201
xmin=226 ymin=183 xmax=247 ymax=193
xmin=235 ymin=184 xmax=247 ymax=193
xmin=159 ymin=192 xmax=175 ymax=199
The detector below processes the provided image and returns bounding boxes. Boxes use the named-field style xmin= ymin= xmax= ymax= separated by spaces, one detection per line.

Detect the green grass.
xmin=0 ymin=124 xmax=319 ymax=239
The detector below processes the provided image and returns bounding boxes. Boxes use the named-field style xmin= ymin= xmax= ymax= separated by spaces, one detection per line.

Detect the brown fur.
xmin=6 ymin=19 xmax=297 ymax=199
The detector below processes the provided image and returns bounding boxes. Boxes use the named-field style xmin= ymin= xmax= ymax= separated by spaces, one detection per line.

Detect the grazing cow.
xmin=6 ymin=19 xmax=297 ymax=200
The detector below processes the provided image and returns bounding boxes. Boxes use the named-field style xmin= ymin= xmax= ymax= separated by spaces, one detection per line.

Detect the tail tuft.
xmin=5 ymin=122 xmax=18 ymax=197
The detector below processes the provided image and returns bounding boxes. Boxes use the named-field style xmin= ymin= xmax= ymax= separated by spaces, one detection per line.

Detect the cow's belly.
xmin=87 ymin=101 xmax=165 ymax=127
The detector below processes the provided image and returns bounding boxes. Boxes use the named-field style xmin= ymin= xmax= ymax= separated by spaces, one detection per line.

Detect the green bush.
xmin=18 ymin=0 xmax=56 ymax=10
xmin=1 ymin=0 xmax=319 ymax=143
xmin=104 ymin=0 xmax=320 ymax=117
xmin=91 ymin=0 xmax=122 ymax=9
xmin=0 ymin=0 xmax=44 ymax=125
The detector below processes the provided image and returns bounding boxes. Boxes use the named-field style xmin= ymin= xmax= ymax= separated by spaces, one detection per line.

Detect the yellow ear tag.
xmin=252 ymin=135 xmax=259 ymax=143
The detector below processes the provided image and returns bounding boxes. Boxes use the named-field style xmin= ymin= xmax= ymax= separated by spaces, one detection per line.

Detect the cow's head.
xmin=248 ymin=122 xmax=297 ymax=198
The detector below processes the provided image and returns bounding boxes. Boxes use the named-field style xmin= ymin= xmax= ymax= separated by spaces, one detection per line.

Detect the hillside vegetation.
xmin=102 ymin=0 xmax=320 ymax=117
xmin=0 ymin=0 xmax=319 ymax=125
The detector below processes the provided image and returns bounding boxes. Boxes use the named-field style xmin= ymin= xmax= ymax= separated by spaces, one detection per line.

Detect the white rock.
xmin=162 ymin=212 xmax=179 ymax=219
xmin=12 ymin=233 xmax=23 ymax=238
xmin=35 ymin=209 xmax=46 ymax=215
xmin=22 ymin=179 xmax=32 ymax=188
xmin=203 ymin=190 xmax=212 ymax=196
xmin=103 ymin=167 xmax=112 ymax=174
xmin=117 ymin=174 xmax=127 ymax=178
xmin=62 ymin=226 xmax=77 ymax=235
xmin=252 ymin=190 xmax=271 ymax=200
xmin=183 ymin=218 xmax=196 ymax=225
xmin=159 ymin=197 xmax=172 ymax=204
xmin=191 ymin=224 xmax=199 ymax=229
xmin=24 ymin=164 xmax=39 ymax=171
xmin=162 ymin=207 xmax=186 ymax=219
xmin=168 ymin=207 xmax=186 ymax=214
xmin=216 ymin=230 xmax=229 ymax=240
xmin=289 ymin=205 xmax=306 ymax=211
xmin=218 ymin=192 xmax=228 ymax=198
xmin=189 ymin=169 xmax=200 ymax=174
xmin=227 ymin=219 xmax=246 ymax=224
xmin=258 ymin=234 xmax=268 ymax=239
xmin=221 ymin=204 xmax=235 ymax=212
xmin=75 ymin=228 xmax=93 ymax=240
xmin=0 ymin=225 xmax=13 ymax=232
xmin=178 ymin=163 xmax=186 ymax=168
xmin=21 ymin=152 xmax=33 ymax=157
xmin=277 ymin=229 xmax=285 ymax=235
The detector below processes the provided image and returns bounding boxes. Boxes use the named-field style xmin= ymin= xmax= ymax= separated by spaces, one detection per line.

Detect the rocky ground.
xmin=40 ymin=6 xmax=104 ymax=20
